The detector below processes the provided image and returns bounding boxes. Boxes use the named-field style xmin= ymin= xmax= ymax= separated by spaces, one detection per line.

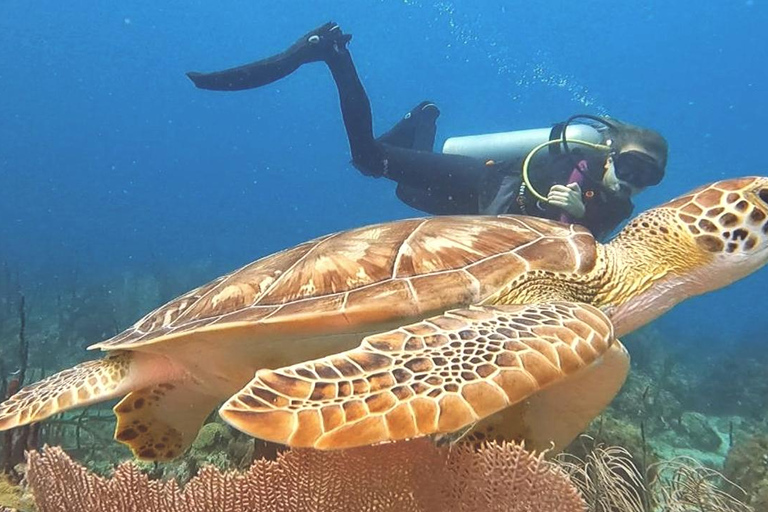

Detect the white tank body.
xmin=442 ymin=124 xmax=602 ymax=162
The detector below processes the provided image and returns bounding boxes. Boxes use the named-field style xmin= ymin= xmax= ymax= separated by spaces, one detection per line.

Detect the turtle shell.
xmin=91 ymin=215 xmax=597 ymax=352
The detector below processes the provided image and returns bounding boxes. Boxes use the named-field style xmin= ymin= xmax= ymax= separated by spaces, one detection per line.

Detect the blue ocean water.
xmin=0 ymin=0 xmax=766 ymax=346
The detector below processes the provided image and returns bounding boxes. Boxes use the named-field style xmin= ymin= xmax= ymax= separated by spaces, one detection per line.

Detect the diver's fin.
xmin=187 ymin=22 xmax=351 ymax=91
xmin=377 ymin=101 xmax=440 ymax=151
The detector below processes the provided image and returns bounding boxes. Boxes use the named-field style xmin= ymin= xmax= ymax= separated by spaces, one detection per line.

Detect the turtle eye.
xmin=759 ymin=188 xmax=768 ymax=205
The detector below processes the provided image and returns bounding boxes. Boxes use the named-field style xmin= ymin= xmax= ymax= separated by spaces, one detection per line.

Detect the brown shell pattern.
xmin=92 ymin=216 xmax=596 ymax=351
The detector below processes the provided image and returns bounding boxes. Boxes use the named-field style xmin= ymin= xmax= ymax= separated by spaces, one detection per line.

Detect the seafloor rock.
xmin=191 ymin=422 xmax=233 ymax=454
xmin=724 ymin=433 xmax=768 ymax=509
xmin=0 ymin=474 xmax=34 ymax=511
xmin=672 ymin=412 xmax=722 ymax=452
xmin=573 ymin=412 xmax=659 ymax=471
xmin=609 ymin=369 xmax=683 ymax=429
xmin=192 ymin=421 xmax=278 ymax=469
xmin=692 ymin=344 xmax=768 ymax=419
xmin=188 ymin=422 xmax=235 ymax=469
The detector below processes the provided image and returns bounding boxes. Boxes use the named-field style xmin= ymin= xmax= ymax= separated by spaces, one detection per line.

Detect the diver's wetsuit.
xmin=187 ymin=23 xmax=633 ymax=240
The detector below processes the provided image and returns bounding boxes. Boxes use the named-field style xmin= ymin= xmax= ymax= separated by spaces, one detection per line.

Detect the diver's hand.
xmin=548 ymin=183 xmax=586 ymax=218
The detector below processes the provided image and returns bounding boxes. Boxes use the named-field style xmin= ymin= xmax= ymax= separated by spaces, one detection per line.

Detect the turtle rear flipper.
xmin=220 ymin=301 xmax=618 ymax=450
xmin=0 ymin=351 xmax=183 ymax=432
xmin=114 ymin=386 xmax=221 ymax=461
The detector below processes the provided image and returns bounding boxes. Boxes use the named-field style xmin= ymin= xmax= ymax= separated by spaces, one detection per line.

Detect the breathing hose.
xmin=521 ymin=139 xmax=612 ymax=202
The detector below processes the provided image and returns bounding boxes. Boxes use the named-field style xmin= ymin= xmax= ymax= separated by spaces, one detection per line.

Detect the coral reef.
xmin=587 ymin=330 xmax=759 ymax=473
xmin=0 ymin=474 xmax=34 ymax=512
xmin=557 ymin=439 xmax=645 ymax=512
xmin=26 ymin=441 xmax=586 ymax=512
xmin=669 ymin=412 xmax=722 ymax=452
xmin=1 ymin=295 xmax=41 ymax=483
xmin=561 ymin=435 xmax=753 ymax=511
xmin=650 ymin=456 xmax=752 ymax=511
xmin=136 ymin=420 xmax=260 ymax=485
xmin=724 ymin=434 xmax=768 ymax=510
xmin=575 ymin=411 xmax=660 ymax=476
xmin=687 ymin=336 xmax=768 ymax=420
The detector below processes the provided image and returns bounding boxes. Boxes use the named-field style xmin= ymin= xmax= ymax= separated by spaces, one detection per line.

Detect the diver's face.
xmin=610 ymin=141 xmax=663 ymax=192
xmin=603 ymin=157 xmax=644 ymax=197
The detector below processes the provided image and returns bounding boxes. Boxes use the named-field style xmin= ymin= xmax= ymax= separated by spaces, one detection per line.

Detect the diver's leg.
xmin=186 ymin=22 xmax=480 ymax=205
xmin=324 ymin=43 xmax=480 ymax=196
xmin=322 ymin=41 xmax=386 ymax=176
xmin=386 ymin=147 xmax=490 ymax=215
xmin=377 ymin=101 xmax=440 ymax=151
xmin=186 ymin=22 xmax=351 ymax=91
xmin=324 ymin=43 xmax=489 ymax=209
xmin=411 ymin=104 xmax=440 ymax=152
xmin=381 ymin=145 xmax=490 ymax=194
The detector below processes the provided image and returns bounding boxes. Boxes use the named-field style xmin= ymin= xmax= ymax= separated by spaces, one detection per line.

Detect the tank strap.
xmin=548 ymin=123 xmax=566 ymax=156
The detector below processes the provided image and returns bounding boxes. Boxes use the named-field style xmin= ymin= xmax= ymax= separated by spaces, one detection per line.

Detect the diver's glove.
xmin=186 ymin=22 xmax=352 ymax=91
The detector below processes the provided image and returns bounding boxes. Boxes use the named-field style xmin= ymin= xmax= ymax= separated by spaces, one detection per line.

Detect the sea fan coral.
xmin=556 ymin=441 xmax=645 ymax=512
xmin=26 ymin=439 xmax=586 ymax=512
xmin=650 ymin=456 xmax=752 ymax=512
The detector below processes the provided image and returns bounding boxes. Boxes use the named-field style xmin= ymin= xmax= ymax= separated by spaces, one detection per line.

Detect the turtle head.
xmin=604 ymin=177 xmax=768 ymax=335
xmin=662 ymin=176 xmax=768 ymax=283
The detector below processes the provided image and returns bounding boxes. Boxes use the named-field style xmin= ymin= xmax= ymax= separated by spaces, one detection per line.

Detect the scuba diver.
xmin=187 ymin=22 xmax=668 ymax=241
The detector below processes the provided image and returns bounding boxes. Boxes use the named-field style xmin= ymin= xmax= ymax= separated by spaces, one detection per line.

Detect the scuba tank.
xmin=441 ymin=123 xmax=603 ymax=162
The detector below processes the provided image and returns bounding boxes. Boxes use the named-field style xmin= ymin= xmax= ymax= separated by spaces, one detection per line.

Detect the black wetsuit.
xmin=187 ymin=24 xmax=634 ymax=241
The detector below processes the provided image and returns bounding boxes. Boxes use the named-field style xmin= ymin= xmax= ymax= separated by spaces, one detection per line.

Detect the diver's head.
xmin=602 ymin=119 xmax=668 ymax=192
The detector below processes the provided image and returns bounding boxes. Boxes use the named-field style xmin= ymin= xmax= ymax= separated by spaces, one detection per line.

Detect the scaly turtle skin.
xmin=1 ymin=177 xmax=767 ymax=461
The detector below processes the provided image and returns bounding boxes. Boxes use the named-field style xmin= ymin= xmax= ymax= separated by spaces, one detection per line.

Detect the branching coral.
xmin=650 ymin=456 xmax=752 ymax=512
xmin=556 ymin=439 xmax=645 ymax=512
xmin=26 ymin=440 xmax=587 ymax=512
xmin=556 ymin=435 xmax=754 ymax=512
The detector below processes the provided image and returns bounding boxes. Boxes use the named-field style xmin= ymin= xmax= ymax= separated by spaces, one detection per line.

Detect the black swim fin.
xmin=377 ymin=101 xmax=440 ymax=151
xmin=187 ymin=22 xmax=352 ymax=91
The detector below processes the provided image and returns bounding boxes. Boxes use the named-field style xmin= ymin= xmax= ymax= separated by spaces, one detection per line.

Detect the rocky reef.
xmin=724 ymin=434 xmax=768 ymax=510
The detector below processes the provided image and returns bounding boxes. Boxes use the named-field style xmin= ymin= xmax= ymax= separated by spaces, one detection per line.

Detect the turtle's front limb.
xmin=219 ymin=301 xmax=618 ymax=451
xmin=0 ymin=351 xmax=183 ymax=431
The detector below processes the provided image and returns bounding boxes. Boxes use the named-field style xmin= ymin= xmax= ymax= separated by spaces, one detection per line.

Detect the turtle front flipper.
xmin=220 ymin=301 xmax=619 ymax=450
xmin=0 ymin=351 xmax=187 ymax=433
xmin=0 ymin=352 xmax=156 ymax=430
xmin=462 ymin=341 xmax=629 ymax=453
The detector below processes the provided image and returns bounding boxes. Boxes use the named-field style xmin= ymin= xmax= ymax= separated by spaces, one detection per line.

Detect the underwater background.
xmin=1 ymin=0 xmax=768 ymax=509
xmin=2 ymin=1 xmax=767 ymax=338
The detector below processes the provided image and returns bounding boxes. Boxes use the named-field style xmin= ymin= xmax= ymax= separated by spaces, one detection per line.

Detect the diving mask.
xmin=614 ymin=150 xmax=664 ymax=187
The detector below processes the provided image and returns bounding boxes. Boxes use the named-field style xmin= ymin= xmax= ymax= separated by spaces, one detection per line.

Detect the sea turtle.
xmin=1 ymin=177 xmax=767 ymax=461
